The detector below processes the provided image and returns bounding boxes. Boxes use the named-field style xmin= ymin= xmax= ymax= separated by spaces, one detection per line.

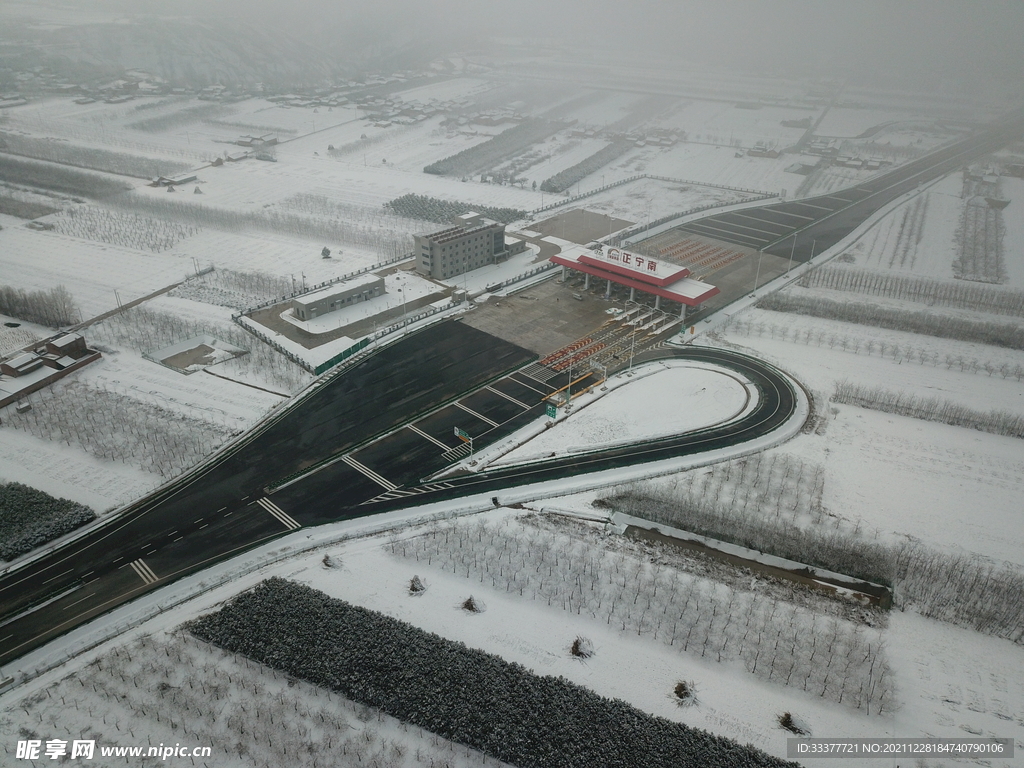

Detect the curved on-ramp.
xmin=360 ymin=345 xmax=808 ymax=512
xmin=0 ymin=341 xmax=805 ymax=672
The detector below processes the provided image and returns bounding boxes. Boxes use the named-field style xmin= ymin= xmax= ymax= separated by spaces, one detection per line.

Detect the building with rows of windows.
xmin=413 ymin=212 xmax=520 ymax=280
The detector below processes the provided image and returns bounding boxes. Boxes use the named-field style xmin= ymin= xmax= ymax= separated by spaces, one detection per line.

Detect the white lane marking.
xmin=485 ymin=385 xmax=530 ymax=410
xmin=407 ymin=424 xmax=449 ymax=450
xmin=256 ymin=497 xmax=301 ymax=530
xmin=61 ymin=593 xmax=95 ymax=611
xmin=128 ymin=559 xmax=158 ymax=585
xmin=340 ymin=455 xmax=398 ymax=491
xmin=42 ymin=568 xmax=73 ymax=585
xmin=454 ymin=401 xmax=499 ymax=427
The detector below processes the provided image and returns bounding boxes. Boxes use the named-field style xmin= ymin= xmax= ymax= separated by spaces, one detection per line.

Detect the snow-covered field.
xmin=0 ymin=225 xmax=193 ymax=320
xmin=2 ymin=509 xmax=1019 ymax=768
xmin=2 ymin=66 xmax=1022 ymax=766
xmin=493 ymin=361 xmax=753 ymax=465
xmin=654 ymin=100 xmax=813 ymax=149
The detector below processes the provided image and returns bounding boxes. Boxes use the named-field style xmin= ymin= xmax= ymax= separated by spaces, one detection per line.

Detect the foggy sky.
xmin=53 ymin=0 xmax=1024 ymax=90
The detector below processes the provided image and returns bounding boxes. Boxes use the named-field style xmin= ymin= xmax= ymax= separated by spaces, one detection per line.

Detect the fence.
xmin=234 ymin=253 xmax=414 ymax=317
xmin=613 ymin=192 xmax=779 ymax=245
xmin=530 ymin=175 xmax=646 ymax=215
xmin=528 ymin=173 xmax=775 ymax=218
xmin=313 ymin=337 xmax=370 ymax=375
xmin=232 ymin=317 xmax=315 ymax=373
xmin=495 ymin=261 xmax=560 ymax=290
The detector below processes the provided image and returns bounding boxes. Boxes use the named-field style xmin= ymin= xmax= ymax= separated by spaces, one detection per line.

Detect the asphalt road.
xmin=674 ymin=109 xmax=1024 ymax=262
xmin=0 ymin=320 xmax=536 ymax=666
xmin=355 ymin=344 xmax=797 ymax=513
xmin=12 ymin=107 xmax=1008 ymax=665
xmin=0 ymin=331 xmax=794 ymax=667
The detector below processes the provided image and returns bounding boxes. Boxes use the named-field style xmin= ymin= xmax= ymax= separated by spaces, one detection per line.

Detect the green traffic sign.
xmin=546 ymin=403 xmax=557 ymax=419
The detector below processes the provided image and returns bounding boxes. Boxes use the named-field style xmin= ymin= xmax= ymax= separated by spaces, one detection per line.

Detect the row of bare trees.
xmin=282 ymin=193 xmax=430 ymax=234
xmin=799 ymin=266 xmax=1024 ymax=318
xmin=755 ymin=293 xmax=1024 ymax=349
xmin=724 ymin=317 xmax=1024 ymax=381
xmin=650 ymin=454 xmax=827 ymax=526
xmin=953 ymin=195 xmax=1006 ymax=284
xmin=832 ymin=380 xmax=1024 ymax=439
xmin=394 ymin=518 xmax=894 ymax=714
xmin=0 ymin=283 xmax=79 ymax=327
xmin=111 ymin=194 xmax=411 ymax=262
xmin=0 ymin=131 xmax=193 ymax=179
xmin=885 ymin=192 xmax=929 ymax=269
xmin=7 ymin=631 xmax=496 ymax=768
xmin=170 ymin=268 xmax=294 ymax=311
xmin=602 ymin=480 xmax=1024 ymax=647
xmin=2 ymin=379 xmax=236 ymax=479
xmin=51 ymin=206 xmax=200 ymax=253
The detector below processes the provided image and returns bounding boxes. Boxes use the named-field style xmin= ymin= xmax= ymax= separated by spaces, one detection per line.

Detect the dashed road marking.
xmin=256 ymin=497 xmax=301 ymax=530
xmin=42 ymin=569 xmax=73 ymax=585
xmin=62 ymin=593 xmax=95 ymax=610
xmin=340 ymin=455 xmax=398 ymax=491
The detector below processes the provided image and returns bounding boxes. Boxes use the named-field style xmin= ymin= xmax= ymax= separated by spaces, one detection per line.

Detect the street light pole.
xmin=753 ymin=250 xmax=763 ymax=293
xmin=788 ymin=233 xmax=797 ymax=274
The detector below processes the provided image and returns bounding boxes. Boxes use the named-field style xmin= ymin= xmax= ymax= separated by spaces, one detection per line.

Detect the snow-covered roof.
xmin=292 ymin=273 xmax=384 ymax=307
xmin=551 ymin=246 xmax=718 ymax=306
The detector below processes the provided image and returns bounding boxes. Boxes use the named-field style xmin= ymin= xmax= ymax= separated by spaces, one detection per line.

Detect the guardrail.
xmin=528 ymin=173 xmax=774 ymax=217
xmin=611 ymin=192 xmax=779 ymax=245
xmin=494 ymin=261 xmax=559 ymax=290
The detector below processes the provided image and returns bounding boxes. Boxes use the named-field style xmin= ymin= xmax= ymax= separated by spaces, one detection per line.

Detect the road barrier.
xmin=528 ymin=173 xmax=775 ymax=218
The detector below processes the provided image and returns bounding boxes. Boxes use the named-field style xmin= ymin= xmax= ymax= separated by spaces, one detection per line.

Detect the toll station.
xmin=549 ymin=245 xmax=719 ymax=317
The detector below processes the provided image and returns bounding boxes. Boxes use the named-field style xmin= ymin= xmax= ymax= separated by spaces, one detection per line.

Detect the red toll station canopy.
xmin=552 ymin=245 xmax=719 ymax=306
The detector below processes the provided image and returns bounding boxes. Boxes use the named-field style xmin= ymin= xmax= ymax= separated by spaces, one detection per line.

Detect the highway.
xmin=673 ymin=107 xmax=1024 ymax=263
xmin=0 ymin=321 xmax=536 ymax=665
xmin=0 ymin=325 xmax=797 ymax=667
xmin=7 ymin=109 xmax=1016 ymax=668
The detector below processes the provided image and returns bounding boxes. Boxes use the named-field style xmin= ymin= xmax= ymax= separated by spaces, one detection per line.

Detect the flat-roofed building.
xmin=413 ymin=212 xmax=511 ymax=280
xmin=291 ymin=274 xmax=385 ymax=321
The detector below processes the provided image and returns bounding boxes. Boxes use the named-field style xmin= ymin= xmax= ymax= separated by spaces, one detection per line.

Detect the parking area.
xmin=462 ymin=276 xmax=629 ymax=356
xmin=531 ymin=208 xmax=634 ymax=244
